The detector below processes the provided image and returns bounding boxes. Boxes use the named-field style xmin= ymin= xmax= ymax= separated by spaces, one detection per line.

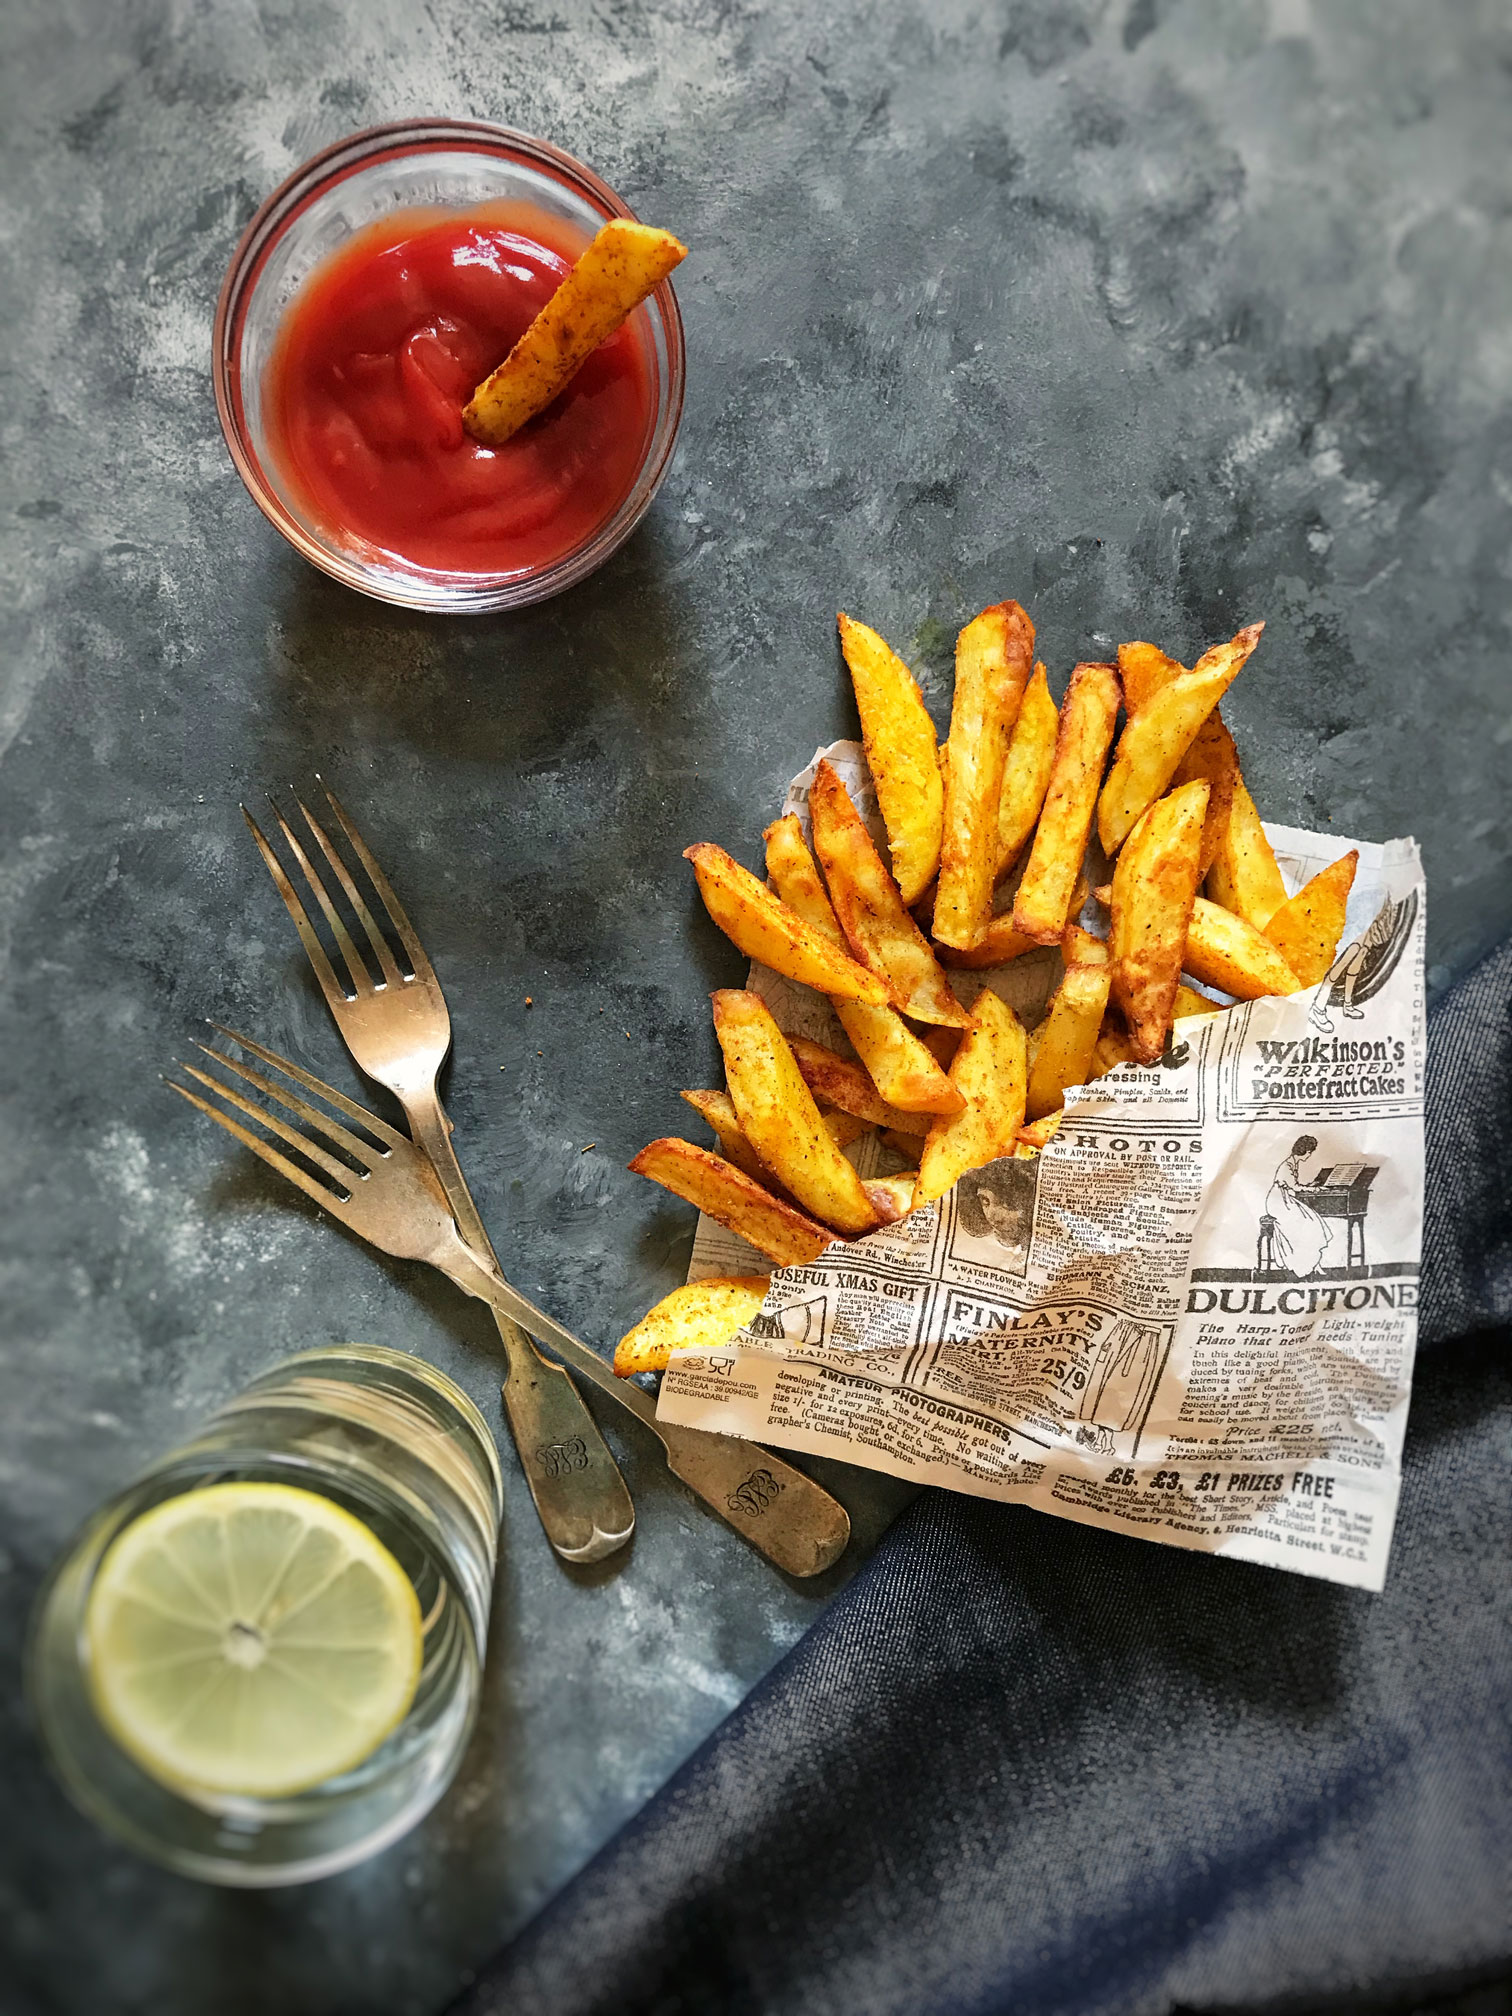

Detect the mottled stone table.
xmin=3 ymin=3 xmax=1509 ymax=2011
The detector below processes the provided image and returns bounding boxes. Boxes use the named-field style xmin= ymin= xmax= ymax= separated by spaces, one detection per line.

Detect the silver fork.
xmin=168 ymin=1029 xmax=851 ymax=1579
xmin=243 ymin=782 xmax=634 ymax=1566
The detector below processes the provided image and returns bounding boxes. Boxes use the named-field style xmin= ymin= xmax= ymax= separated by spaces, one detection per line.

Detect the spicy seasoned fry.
xmin=1025 ymin=927 xmax=1112 ymax=1118
xmin=1018 ymin=1111 xmax=1063 ymax=1150
xmin=933 ymin=912 xmax=1040 ymax=969
xmin=679 ymin=1087 xmax=770 ymax=1181
xmin=1185 ymin=896 xmax=1301 ymax=1000
xmin=913 ymin=989 xmax=1028 ymax=1206
xmin=712 ymin=991 xmax=879 ymax=1236
xmin=613 ymin=1276 xmax=770 ymax=1378
xmin=996 ymin=662 xmax=1059 ymax=879
xmin=1264 ymin=850 xmax=1358 ymax=987
xmin=836 ymin=613 xmax=943 ymax=905
xmin=628 ymin=1138 xmax=831 ymax=1267
xmin=1172 ymin=981 xmax=1223 ymax=1019
xmin=1205 ymin=777 xmax=1289 ymax=930
xmin=1097 ymin=623 xmax=1262 ymax=855
xmin=764 ymin=815 xmax=962 ymax=1113
xmin=1011 ymin=662 xmax=1121 ymax=945
xmin=1171 ymin=712 xmax=1240 ymax=878
xmin=1109 ymin=780 xmax=1210 ymax=1061
xmin=685 ymin=843 xmax=889 ymax=1004
xmin=809 ymin=760 xmax=971 ymax=1028
xmin=464 ymin=220 xmax=687 ymax=446
xmin=1090 ymin=1017 xmax=1137 ymax=1077
xmin=934 ymin=601 xmax=1035 ymax=949
xmin=786 ymin=1035 xmax=935 ymax=1133
xmin=864 ymin=1174 xmax=918 ymax=1224
xmin=1116 ymin=640 xmax=1184 ymax=718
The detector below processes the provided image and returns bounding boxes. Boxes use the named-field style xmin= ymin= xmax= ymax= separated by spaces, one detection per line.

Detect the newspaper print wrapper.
xmin=657 ymin=743 xmax=1426 ymax=1592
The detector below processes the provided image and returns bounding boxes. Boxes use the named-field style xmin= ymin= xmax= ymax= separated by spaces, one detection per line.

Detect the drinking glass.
xmin=28 ymin=1344 xmax=502 ymax=1887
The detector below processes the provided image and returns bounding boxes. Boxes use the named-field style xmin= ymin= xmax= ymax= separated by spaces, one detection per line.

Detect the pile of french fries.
xmin=614 ymin=602 xmax=1359 ymax=1377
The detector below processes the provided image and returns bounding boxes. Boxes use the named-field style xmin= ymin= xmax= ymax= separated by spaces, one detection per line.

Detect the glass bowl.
xmin=213 ymin=120 xmax=686 ymax=614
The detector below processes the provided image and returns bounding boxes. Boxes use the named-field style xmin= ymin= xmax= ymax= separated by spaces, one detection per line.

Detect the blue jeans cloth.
xmin=450 ymin=944 xmax=1512 ymax=2016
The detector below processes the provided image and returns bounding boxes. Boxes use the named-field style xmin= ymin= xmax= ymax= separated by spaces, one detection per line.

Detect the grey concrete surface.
xmin=3 ymin=2 xmax=1510 ymax=2012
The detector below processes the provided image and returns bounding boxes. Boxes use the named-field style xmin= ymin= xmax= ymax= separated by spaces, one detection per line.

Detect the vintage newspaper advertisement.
xmin=657 ymin=744 xmax=1426 ymax=1592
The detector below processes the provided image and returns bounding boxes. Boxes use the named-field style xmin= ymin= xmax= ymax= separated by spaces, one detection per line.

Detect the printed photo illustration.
xmin=952 ymin=1157 xmax=1041 ymax=1277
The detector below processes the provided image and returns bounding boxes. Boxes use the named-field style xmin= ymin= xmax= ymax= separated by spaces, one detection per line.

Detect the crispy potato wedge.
xmin=713 ymin=991 xmax=879 ymax=1236
xmin=1173 ymin=982 xmax=1223 ymax=1019
xmin=1018 ymin=1111 xmax=1063 ymax=1149
xmin=996 ymin=662 xmax=1059 ymax=879
xmin=787 ymin=1035 xmax=934 ymax=1134
xmin=464 ymin=221 xmax=687 ymax=446
xmin=823 ymin=1109 xmax=876 ymax=1151
xmin=1063 ymin=922 xmax=1109 ymax=966
xmin=881 ymin=1127 xmax=924 ymax=1166
xmin=679 ymin=1087 xmax=769 ymax=1181
xmin=1026 ymin=949 xmax=1113 ymax=1119
xmin=935 ymin=601 xmax=1035 ymax=949
xmin=685 ymin=842 xmax=889 ymax=1005
xmin=1110 ymin=781 xmax=1210 ymax=1062
xmin=613 ymin=1276 xmax=770 ymax=1378
xmin=837 ymin=613 xmax=943 ymax=904
xmin=1205 ymin=776 xmax=1289 ymax=930
xmin=864 ymin=1174 xmax=918 ymax=1224
xmin=1097 ymin=623 xmax=1262 ymax=855
xmin=914 ymin=988 xmax=1028 ymax=1206
xmin=934 ymin=910 xmax=1039 ymax=969
xmin=1011 ymin=663 xmax=1122 ymax=945
xmin=1116 ymin=640 xmax=1184 ymax=718
xmin=810 ymin=760 xmax=971 ymax=1028
xmin=1171 ymin=712 xmax=1240 ymax=878
xmin=1185 ymin=897 xmax=1301 ymax=999
xmin=764 ymin=815 xmax=962 ymax=1113
xmin=1091 ymin=1017 xmax=1137 ymax=1078
xmin=628 ymin=1138 xmax=832 ymax=1267
xmin=1264 ymin=850 xmax=1358 ymax=987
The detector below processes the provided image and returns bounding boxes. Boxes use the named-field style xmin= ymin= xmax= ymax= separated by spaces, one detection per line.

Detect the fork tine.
xmin=267 ymin=798 xmax=373 ymax=999
xmin=167 ymin=1077 xmax=352 ymax=1215
xmin=296 ymin=794 xmax=405 ymax=989
xmin=318 ymin=779 xmax=438 ymax=988
xmin=207 ymin=1023 xmax=412 ymax=1151
xmin=242 ymin=807 xmax=351 ymax=1013
xmin=192 ymin=1041 xmax=390 ymax=1171
xmin=179 ymin=1061 xmax=364 ymax=1192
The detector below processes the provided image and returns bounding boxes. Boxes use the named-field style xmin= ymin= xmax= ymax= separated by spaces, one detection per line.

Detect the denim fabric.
xmin=450 ymin=944 xmax=1512 ymax=2016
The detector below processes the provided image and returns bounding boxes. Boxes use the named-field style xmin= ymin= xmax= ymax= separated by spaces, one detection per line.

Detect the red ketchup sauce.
xmin=263 ymin=204 xmax=656 ymax=578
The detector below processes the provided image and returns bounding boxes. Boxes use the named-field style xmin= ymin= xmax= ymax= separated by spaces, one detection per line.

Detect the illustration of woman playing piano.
xmin=1265 ymin=1134 xmax=1333 ymax=1277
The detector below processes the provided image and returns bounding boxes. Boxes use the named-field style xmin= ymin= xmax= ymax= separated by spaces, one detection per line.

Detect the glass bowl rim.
xmin=212 ymin=117 xmax=687 ymax=614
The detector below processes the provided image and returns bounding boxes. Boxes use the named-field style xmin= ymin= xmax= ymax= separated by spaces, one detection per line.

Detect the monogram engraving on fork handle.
xmin=726 ymin=1468 xmax=784 ymax=1518
xmin=535 ymin=1437 xmax=590 ymax=1479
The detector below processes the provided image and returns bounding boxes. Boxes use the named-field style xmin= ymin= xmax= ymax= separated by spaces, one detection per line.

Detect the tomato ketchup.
xmin=263 ymin=205 xmax=656 ymax=578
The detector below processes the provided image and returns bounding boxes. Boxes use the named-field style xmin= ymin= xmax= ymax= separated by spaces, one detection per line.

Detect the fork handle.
xmin=405 ymin=1096 xmax=636 ymax=1567
xmin=440 ymin=1239 xmax=852 ymax=1581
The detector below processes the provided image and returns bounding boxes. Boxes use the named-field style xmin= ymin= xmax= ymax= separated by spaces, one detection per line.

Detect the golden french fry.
xmin=1025 ymin=941 xmax=1113 ymax=1119
xmin=809 ymin=760 xmax=971 ymax=1028
xmin=787 ymin=1035 xmax=934 ymax=1134
xmin=1011 ymin=663 xmax=1122 ymax=945
xmin=935 ymin=601 xmax=1035 ymax=949
xmin=685 ymin=842 xmax=889 ymax=1005
xmin=1185 ymin=896 xmax=1301 ymax=999
xmin=996 ymin=662 xmax=1059 ymax=879
xmin=1204 ymin=777 xmax=1288 ymax=930
xmin=837 ymin=613 xmax=943 ymax=905
xmin=613 ymin=1276 xmax=770 ymax=1378
xmin=764 ymin=815 xmax=962 ymax=1114
xmin=713 ymin=991 xmax=879 ymax=1236
xmin=1097 ymin=623 xmax=1262 ymax=855
xmin=463 ymin=221 xmax=687 ymax=446
xmin=933 ymin=912 xmax=1041 ymax=969
xmin=1173 ymin=982 xmax=1223 ymax=1019
xmin=1110 ymin=780 xmax=1210 ymax=1062
xmin=1116 ymin=640 xmax=1184 ymax=718
xmin=1172 ymin=712 xmax=1240 ymax=878
xmin=1090 ymin=1017 xmax=1137 ymax=1078
xmin=679 ymin=1087 xmax=770 ymax=1182
xmin=1263 ymin=850 xmax=1358 ymax=987
xmin=864 ymin=1174 xmax=917 ymax=1224
xmin=681 ymin=1087 xmax=870 ymax=1176
xmin=1018 ymin=1111 xmax=1063 ymax=1149
xmin=914 ymin=989 xmax=1028 ymax=1206
xmin=628 ymin=1138 xmax=832 ymax=1267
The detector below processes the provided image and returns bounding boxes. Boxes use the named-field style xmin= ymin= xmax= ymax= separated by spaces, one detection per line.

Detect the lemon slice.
xmin=84 ymin=1481 xmax=423 ymax=1799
